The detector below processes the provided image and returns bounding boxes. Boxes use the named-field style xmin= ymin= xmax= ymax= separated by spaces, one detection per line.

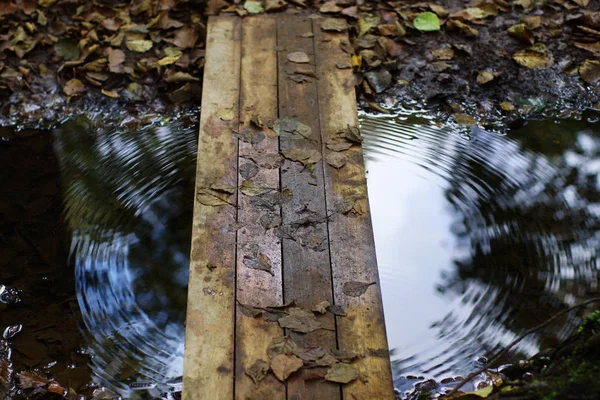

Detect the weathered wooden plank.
xmin=277 ymin=15 xmax=341 ymax=400
xmin=235 ymin=16 xmax=286 ymax=400
xmin=183 ymin=16 xmax=241 ymax=400
xmin=313 ymin=18 xmax=395 ymax=399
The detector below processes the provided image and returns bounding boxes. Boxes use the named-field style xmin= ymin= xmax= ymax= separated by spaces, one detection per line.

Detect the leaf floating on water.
xmin=287 ymin=51 xmax=310 ymax=64
xmin=281 ymin=149 xmax=322 ymax=166
xmin=16 ymin=371 xmax=48 ymax=389
xmin=278 ymin=307 xmax=322 ymax=333
xmin=215 ymin=107 xmax=235 ymax=121
xmin=312 ymin=301 xmax=330 ymax=314
xmin=325 ymin=363 xmax=359 ymax=384
xmin=413 ymin=12 xmax=440 ymax=32
xmin=513 ymin=43 xmax=554 ymax=70
xmin=321 ymin=18 xmax=348 ymax=32
xmin=344 ymin=125 xmax=363 ymax=143
xmin=325 ymin=152 xmax=348 ymax=169
xmin=342 ymin=281 xmax=375 ymax=297
xmin=270 ymin=354 xmax=303 ymax=381
xmin=126 ymin=40 xmax=153 ymax=53
xmin=246 ymin=359 xmax=270 ymax=385
xmin=268 ymin=335 xmax=298 ymax=359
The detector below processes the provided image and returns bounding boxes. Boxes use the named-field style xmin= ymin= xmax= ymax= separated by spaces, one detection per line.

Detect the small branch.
xmin=444 ymin=296 xmax=600 ymax=397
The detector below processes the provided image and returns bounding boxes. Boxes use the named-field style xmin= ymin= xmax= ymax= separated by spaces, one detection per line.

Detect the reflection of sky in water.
xmin=361 ymin=112 xmax=600 ymax=383
xmin=53 ymin=116 xmax=197 ymax=398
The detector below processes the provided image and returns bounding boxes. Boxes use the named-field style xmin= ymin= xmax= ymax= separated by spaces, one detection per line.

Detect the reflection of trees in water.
xmin=52 ymin=115 xmax=198 ymax=398
xmin=440 ymin=119 xmax=600 ymax=357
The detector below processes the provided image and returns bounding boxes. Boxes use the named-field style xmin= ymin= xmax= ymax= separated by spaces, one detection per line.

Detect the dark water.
xmin=1 ymin=110 xmax=599 ymax=398
xmin=361 ymin=109 xmax=600 ymax=395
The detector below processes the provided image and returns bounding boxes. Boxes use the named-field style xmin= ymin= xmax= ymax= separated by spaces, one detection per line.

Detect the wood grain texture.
xmin=235 ymin=16 xmax=286 ymax=400
xmin=277 ymin=15 xmax=341 ymax=400
xmin=313 ymin=17 xmax=395 ymax=400
xmin=183 ymin=16 xmax=241 ymax=400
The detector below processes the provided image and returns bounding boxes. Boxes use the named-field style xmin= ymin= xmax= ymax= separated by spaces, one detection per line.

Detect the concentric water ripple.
xmin=361 ymin=111 xmax=600 ymax=394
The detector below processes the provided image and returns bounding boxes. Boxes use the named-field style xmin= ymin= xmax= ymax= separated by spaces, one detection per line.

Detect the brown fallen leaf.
xmin=574 ymin=42 xmax=600 ymax=56
xmin=325 ymin=363 xmax=359 ymax=384
xmin=432 ymin=48 xmax=454 ymax=61
xmin=312 ymin=301 xmax=330 ymax=314
xmin=63 ymin=78 xmax=86 ymax=96
xmin=343 ymin=125 xmax=363 ymax=143
xmin=126 ymin=40 xmax=153 ymax=52
xmin=580 ymin=59 xmax=600 ymax=85
xmin=265 ymin=0 xmax=287 ymax=12
xmin=326 ymin=139 xmax=353 ymax=152
xmin=250 ymin=114 xmax=263 ymax=128
xmin=196 ymin=187 xmax=233 ymax=206
xmin=320 ymin=1 xmax=341 ymax=13
xmin=215 ymin=107 xmax=235 ymax=121
xmin=287 ymin=51 xmax=310 ymax=63
xmin=281 ymin=149 xmax=322 ymax=166
xmin=268 ymin=335 xmax=298 ymax=359
xmin=513 ymin=43 xmax=554 ymax=69
xmin=243 ymin=251 xmax=273 ymax=275
xmin=174 ymin=26 xmax=199 ymax=48
xmin=476 ymin=71 xmax=494 ymax=85
xmin=293 ymin=344 xmax=327 ymax=361
xmin=16 ymin=371 xmax=48 ymax=389
xmin=321 ymin=18 xmax=348 ymax=32
xmin=238 ymin=302 xmax=264 ymax=318
xmin=507 ymin=24 xmax=534 ymax=44
xmin=454 ymin=113 xmax=477 ymax=125
xmin=342 ymin=281 xmax=375 ymax=297
xmin=246 ymin=359 xmax=270 ymax=384
xmin=101 ymin=88 xmax=120 ymax=98
xmin=270 ymin=354 xmax=303 ymax=381
xmin=447 ymin=19 xmax=478 ymax=37
xmin=325 ymin=152 xmax=348 ymax=169
xmin=278 ymin=307 xmax=322 ymax=333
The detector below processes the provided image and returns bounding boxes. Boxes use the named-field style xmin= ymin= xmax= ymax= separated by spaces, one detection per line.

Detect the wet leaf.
xmin=244 ymin=1 xmax=264 ymax=14
xmin=268 ymin=336 xmax=298 ymax=359
xmin=513 ymin=43 xmax=554 ymax=70
xmin=196 ymin=188 xmax=233 ymax=207
xmin=342 ymin=281 xmax=375 ymax=297
xmin=270 ymin=354 xmax=303 ymax=381
xmin=278 ymin=307 xmax=322 ymax=333
xmin=101 ymin=88 xmax=120 ymax=98
xmin=476 ymin=71 xmax=495 ymax=85
xmin=63 ymin=78 xmax=86 ymax=96
xmin=499 ymin=102 xmax=516 ymax=111
xmin=237 ymin=129 xmax=265 ymax=144
xmin=126 ymin=40 xmax=153 ymax=53
xmin=328 ymin=304 xmax=347 ymax=316
xmin=16 ymin=371 xmax=48 ymax=389
xmin=243 ymin=251 xmax=273 ymax=275
xmin=580 ymin=59 xmax=600 ymax=85
xmin=522 ymin=16 xmax=542 ymax=30
xmin=358 ymin=14 xmax=380 ymax=36
xmin=413 ymin=12 xmax=440 ymax=32
xmin=507 ymin=24 xmax=534 ymax=44
xmin=429 ymin=4 xmax=449 ymax=18
xmin=364 ymin=69 xmax=392 ymax=93
xmin=287 ymin=51 xmax=309 ymax=64
xmin=246 ymin=359 xmax=269 ymax=384
xmin=343 ymin=125 xmax=363 ymax=143
xmin=574 ymin=42 xmax=600 ymax=56
xmin=325 ymin=363 xmax=359 ymax=384
xmin=259 ymin=212 xmax=282 ymax=229
xmin=250 ymin=114 xmax=263 ymax=128
xmin=240 ymin=180 xmax=272 ymax=197
xmin=321 ymin=18 xmax=348 ymax=32
xmin=325 ymin=152 xmax=348 ymax=169
xmin=281 ymin=149 xmax=322 ymax=166
xmin=455 ymin=113 xmax=477 ymax=125
xmin=53 ymin=40 xmax=80 ymax=61
xmin=312 ymin=301 xmax=330 ymax=314
xmin=238 ymin=302 xmax=264 ymax=318
xmin=293 ymin=344 xmax=326 ymax=361
xmin=210 ymin=183 xmax=236 ymax=194
xmin=240 ymin=163 xmax=259 ymax=179
xmin=272 ymin=118 xmax=312 ymax=140
xmin=215 ymin=107 xmax=235 ymax=121
xmin=326 ymin=139 xmax=353 ymax=152
xmin=164 ymin=71 xmax=200 ymax=83
xmin=158 ymin=55 xmax=181 ymax=66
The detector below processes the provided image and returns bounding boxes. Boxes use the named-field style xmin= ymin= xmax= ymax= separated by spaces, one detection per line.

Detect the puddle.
xmin=360 ymin=109 xmax=600 ymax=396
xmin=1 ymin=109 xmax=599 ymax=399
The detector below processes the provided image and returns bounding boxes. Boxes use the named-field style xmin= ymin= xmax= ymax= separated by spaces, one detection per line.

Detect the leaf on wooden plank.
xmin=312 ymin=301 xmax=330 ymax=314
xmin=281 ymin=149 xmax=322 ymax=166
xmin=328 ymin=304 xmax=347 ymax=316
xmin=126 ymin=40 xmax=153 ymax=52
xmin=268 ymin=336 xmax=298 ymax=359
xmin=271 ymin=118 xmax=312 ymax=140
xmin=325 ymin=152 xmax=348 ymax=169
xmin=270 ymin=354 xmax=303 ymax=381
xmin=238 ymin=302 xmax=264 ymax=318
xmin=344 ymin=125 xmax=363 ymax=143
xmin=342 ymin=281 xmax=375 ymax=297
xmin=250 ymin=114 xmax=263 ymax=128
xmin=300 ymin=32 xmax=314 ymax=38
xmin=293 ymin=344 xmax=327 ymax=361
xmin=326 ymin=139 xmax=353 ymax=152
xmin=196 ymin=188 xmax=233 ymax=207
xmin=260 ymin=212 xmax=282 ymax=229
xmin=210 ymin=183 xmax=236 ymax=195
xmin=240 ymin=180 xmax=272 ymax=197
xmin=315 ymin=353 xmax=339 ymax=367
xmin=237 ymin=128 xmax=265 ymax=144
xmin=331 ymin=349 xmax=359 ymax=363
xmin=321 ymin=18 xmax=348 ymax=32
xmin=246 ymin=359 xmax=270 ymax=385
xmin=325 ymin=363 xmax=359 ymax=384
xmin=278 ymin=307 xmax=322 ymax=333
xmin=243 ymin=252 xmax=273 ymax=275
xmin=215 ymin=107 xmax=235 ymax=121
xmin=239 ymin=162 xmax=259 ymax=179
xmin=287 ymin=51 xmax=310 ymax=63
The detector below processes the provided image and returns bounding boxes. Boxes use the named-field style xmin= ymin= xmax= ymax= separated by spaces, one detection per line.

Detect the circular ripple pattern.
xmin=52 ymin=115 xmax=198 ymax=399
xmin=360 ymin=111 xmax=600 ymax=395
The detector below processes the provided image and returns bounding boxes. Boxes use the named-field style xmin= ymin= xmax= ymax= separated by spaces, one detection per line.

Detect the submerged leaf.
xmin=342 ymin=281 xmax=375 ymax=297
xmin=270 ymin=354 xmax=303 ymax=381
xmin=413 ymin=12 xmax=440 ymax=32
xmin=325 ymin=363 xmax=359 ymax=384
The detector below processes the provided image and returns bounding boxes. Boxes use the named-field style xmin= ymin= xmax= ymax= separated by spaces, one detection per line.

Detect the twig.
xmin=444 ymin=296 xmax=600 ymax=397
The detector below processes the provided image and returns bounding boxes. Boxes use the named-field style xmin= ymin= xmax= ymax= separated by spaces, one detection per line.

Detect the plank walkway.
xmin=183 ymin=15 xmax=394 ymax=400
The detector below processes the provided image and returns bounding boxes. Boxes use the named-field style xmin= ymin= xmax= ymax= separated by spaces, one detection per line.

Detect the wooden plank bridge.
xmin=183 ymin=14 xmax=394 ymax=400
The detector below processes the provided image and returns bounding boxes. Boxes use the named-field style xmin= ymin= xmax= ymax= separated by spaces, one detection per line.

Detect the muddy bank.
xmin=1 ymin=0 xmax=600 ymax=128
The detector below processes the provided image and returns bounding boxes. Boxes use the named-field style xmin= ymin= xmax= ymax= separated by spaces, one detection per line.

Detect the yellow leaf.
xmin=101 ymin=88 xmax=120 ymax=98
xmin=125 ymin=40 xmax=153 ymax=53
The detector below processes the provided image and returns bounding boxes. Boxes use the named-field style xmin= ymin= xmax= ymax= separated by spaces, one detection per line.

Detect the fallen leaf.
xmin=429 ymin=4 xmax=449 ymax=18
xmin=63 ymin=78 xmax=86 ymax=96
xmin=325 ymin=152 xmax=348 ymax=169
xmin=210 ymin=183 xmax=236 ymax=194
xmin=580 ymin=59 xmax=600 ymax=84
xmin=265 ymin=0 xmax=287 ymax=12
xmin=287 ymin=51 xmax=309 ymax=63
xmin=364 ymin=69 xmax=392 ymax=93
xmin=358 ymin=14 xmax=380 ymax=36
xmin=164 ymin=71 xmax=200 ymax=83
xmin=16 ymin=371 xmax=48 ymax=389
xmin=158 ymin=55 xmax=181 ymax=65
xmin=342 ymin=281 xmax=375 ymax=297
xmin=325 ymin=363 xmax=359 ymax=384
xmin=239 ymin=163 xmax=259 ymax=179
xmin=278 ymin=307 xmax=322 ymax=333
xmin=320 ymin=1 xmax=341 ymax=13
xmin=101 ymin=88 xmax=120 ymax=98
xmin=244 ymin=1 xmax=264 ymax=14
xmin=522 ymin=16 xmax=542 ymax=29
xmin=476 ymin=71 xmax=494 ymax=85
xmin=270 ymin=354 xmax=303 ymax=381
xmin=328 ymin=304 xmax=347 ymax=316
xmin=432 ymin=48 xmax=454 ymax=60
xmin=250 ymin=114 xmax=263 ymax=128
xmin=126 ymin=40 xmax=153 ymax=52
xmin=293 ymin=344 xmax=327 ymax=361
xmin=326 ymin=139 xmax=353 ymax=152
xmin=336 ymin=61 xmax=352 ymax=69
xmin=513 ymin=43 xmax=554 ymax=69
xmin=240 ymin=180 xmax=272 ymax=197
xmin=53 ymin=40 xmax=80 ymax=61
xmin=574 ymin=42 xmax=600 ymax=56
xmin=238 ymin=302 xmax=264 ymax=318
xmin=413 ymin=12 xmax=440 ymax=32
xmin=321 ymin=18 xmax=348 ymax=32
xmin=447 ymin=19 xmax=478 ymax=37
xmin=312 ymin=301 xmax=330 ymax=314
xmin=507 ymin=24 xmax=534 ymax=44
xmin=272 ymin=117 xmax=313 ymax=140
xmin=215 ymin=107 xmax=235 ymax=121
xmin=343 ymin=125 xmax=363 ymax=143
xmin=268 ymin=336 xmax=298 ymax=359
xmin=281 ymin=149 xmax=322 ymax=166
xmin=196 ymin=188 xmax=233 ymax=206
xmin=499 ymin=102 xmax=515 ymax=111
xmin=243 ymin=251 xmax=273 ymax=275
xmin=246 ymin=359 xmax=270 ymax=384
xmin=173 ymin=26 xmax=198 ymax=48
